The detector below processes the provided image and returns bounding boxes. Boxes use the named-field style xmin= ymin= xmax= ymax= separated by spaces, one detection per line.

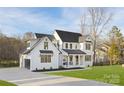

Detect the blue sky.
xmin=0 ymin=7 xmax=124 ymax=37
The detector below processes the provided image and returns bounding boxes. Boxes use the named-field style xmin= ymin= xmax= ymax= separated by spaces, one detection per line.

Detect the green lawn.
xmin=49 ymin=65 xmax=124 ymax=85
xmin=0 ymin=80 xmax=16 ymax=86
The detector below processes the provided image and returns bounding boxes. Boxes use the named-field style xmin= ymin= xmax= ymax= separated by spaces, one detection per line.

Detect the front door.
xmin=24 ymin=59 xmax=30 ymax=69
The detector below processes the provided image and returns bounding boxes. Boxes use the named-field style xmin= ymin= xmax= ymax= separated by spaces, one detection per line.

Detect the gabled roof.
xmin=35 ymin=33 xmax=55 ymax=41
xmin=55 ymin=30 xmax=82 ymax=42
xmin=63 ymin=49 xmax=86 ymax=54
xmin=23 ymin=36 xmax=60 ymax=54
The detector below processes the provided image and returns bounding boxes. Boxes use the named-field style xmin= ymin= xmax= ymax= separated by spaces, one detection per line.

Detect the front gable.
xmin=30 ymin=36 xmax=60 ymax=55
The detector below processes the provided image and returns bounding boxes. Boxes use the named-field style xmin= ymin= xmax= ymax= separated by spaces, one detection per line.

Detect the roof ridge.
xmin=55 ymin=29 xmax=81 ymax=34
xmin=35 ymin=33 xmax=52 ymax=36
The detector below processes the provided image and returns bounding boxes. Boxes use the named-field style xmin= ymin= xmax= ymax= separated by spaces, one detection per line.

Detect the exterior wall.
xmin=54 ymin=31 xmax=94 ymax=68
xmin=20 ymin=32 xmax=94 ymax=71
xmin=53 ymin=31 xmax=63 ymax=49
xmin=29 ymin=37 xmax=60 ymax=71
xmin=80 ymin=42 xmax=93 ymax=67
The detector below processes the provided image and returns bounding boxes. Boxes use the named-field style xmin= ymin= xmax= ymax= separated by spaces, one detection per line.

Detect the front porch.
xmin=61 ymin=49 xmax=86 ymax=68
xmin=62 ymin=54 xmax=85 ymax=68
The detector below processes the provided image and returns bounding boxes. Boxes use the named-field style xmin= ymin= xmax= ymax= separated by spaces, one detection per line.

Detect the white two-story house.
xmin=20 ymin=30 xmax=93 ymax=71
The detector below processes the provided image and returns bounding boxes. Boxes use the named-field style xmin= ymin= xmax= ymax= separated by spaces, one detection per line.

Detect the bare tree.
xmin=80 ymin=8 xmax=113 ymax=63
xmin=23 ymin=32 xmax=34 ymax=41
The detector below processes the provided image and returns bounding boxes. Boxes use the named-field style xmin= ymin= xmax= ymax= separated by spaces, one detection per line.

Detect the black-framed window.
xmin=44 ymin=42 xmax=48 ymax=49
xmin=75 ymin=44 xmax=77 ymax=49
xmin=70 ymin=44 xmax=72 ymax=49
xmin=41 ymin=55 xmax=51 ymax=63
xmin=86 ymin=43 xmax=91 ymax=50
xmin=85 ymin=55 xmax=91 ymax=61
xmin=65 ymin=43 xmax=68 ymax=49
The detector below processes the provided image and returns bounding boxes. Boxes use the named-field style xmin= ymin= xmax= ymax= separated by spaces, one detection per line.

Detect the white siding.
xmin=53 ymin=31 xmax=63 ymax=49
xmin=29 ymin=37 xmax=60 ymax=70
xmin=20 ymin=31 xmax=94 ymax=70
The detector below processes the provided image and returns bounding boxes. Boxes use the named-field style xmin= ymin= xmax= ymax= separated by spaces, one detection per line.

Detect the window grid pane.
xmin=44 ymin=42 xmax=48 ymax=49
xmin=41 ymin=55 xmax=51 ymax=63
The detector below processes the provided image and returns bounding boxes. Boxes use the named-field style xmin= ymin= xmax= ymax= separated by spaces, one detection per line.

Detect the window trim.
xmin=75 ymin=44 xmax=77 ymax=49
xmin=85 ymin=55 xmax=91 ymax=61
xmin=70 ymin=44 xmax=72 ymax=49
xmin=41 ymin=55 xmax=51 ymax=63
xmin=65 ymin=43 xmax=68 ymax=49
xmin=44 ymin=42 xmax=48 ymax=49
xmin=86 ymin=43 xmax=91 ymax=50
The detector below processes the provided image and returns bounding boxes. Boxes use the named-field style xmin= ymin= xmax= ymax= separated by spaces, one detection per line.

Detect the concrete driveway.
xmin=0 ymin=67 xmax=112 ymax=86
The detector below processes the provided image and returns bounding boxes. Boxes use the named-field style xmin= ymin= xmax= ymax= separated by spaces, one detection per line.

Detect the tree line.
xmin=0 ymin=32 xmax=26 ymax=66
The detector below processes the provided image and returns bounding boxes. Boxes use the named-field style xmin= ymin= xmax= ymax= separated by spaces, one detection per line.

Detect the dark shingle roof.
xmin=56 ymin=30 xmax=82 ymax=42
xmin=40 ymin=50 xmax=53 ymax=54
xmin=35 ymin=33 xmax=55 ymax=41
xmin=63 ymin=49 xmax=86 ymax=54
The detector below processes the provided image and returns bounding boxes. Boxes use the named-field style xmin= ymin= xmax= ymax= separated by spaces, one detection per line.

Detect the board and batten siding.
xmin=28 ymin=37 xmax=60 ymax=71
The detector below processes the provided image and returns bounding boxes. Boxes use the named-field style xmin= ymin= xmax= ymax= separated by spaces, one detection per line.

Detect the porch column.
xmin=67 ymin=55 xmax=69 ymax=68
xmin=78 ymin=55 xmax=80 ymax=66
xmin=80 ymin=55 xmax=84 ymax=65
xmin=83 ymin=55 xmax=86 ymax=66
xmin=74 ymin=55 xmax=76 ymax=65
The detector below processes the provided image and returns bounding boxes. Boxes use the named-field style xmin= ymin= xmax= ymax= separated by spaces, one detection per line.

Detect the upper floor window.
xmin=70 ymin=44 xmax=72 ymax=49
xmin=44 ymin=42 xmax=48 ymax=49
xmin=65 ymin=43 xmax=68 ymax=49
xmin=75 ymin=44 xmax=77 ymax=49
xmin=85 ymin=55 xmax=91 ymax=61
xmin=86 ymin=43 xmax=91 ymax=50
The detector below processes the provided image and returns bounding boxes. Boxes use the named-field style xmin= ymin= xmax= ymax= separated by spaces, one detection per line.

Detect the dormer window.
xmin=70 ymin=44 xmax=72 ymax=49
xmin=44 ymin=42 xmax=48 ymax=49
xmin=65 ymin=43 xmax=68 ymax=49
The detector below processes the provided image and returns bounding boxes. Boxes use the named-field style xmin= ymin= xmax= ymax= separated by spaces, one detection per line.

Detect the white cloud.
xmin=0 ymin=7 xmax=123 ymax=37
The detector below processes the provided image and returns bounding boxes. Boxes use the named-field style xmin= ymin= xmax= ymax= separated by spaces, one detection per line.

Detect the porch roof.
xmin=39 ymin=50 xmax=53 ymax=54
xmin=62 ymin=49 xmax=86 ymax=54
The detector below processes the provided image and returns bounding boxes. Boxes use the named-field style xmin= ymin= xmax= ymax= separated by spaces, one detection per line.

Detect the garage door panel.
xmin=25 ymin=59 xmax=30 ymax=69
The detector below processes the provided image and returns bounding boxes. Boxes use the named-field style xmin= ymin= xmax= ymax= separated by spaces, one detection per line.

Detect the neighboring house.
xmin=20 ymin=30 xmax=93 ymax=71
xmin=95 ymin=43 xmax=110 ymax=65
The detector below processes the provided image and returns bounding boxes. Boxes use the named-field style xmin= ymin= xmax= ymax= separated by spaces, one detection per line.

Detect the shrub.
xmin=0 ymin=60 xmax=19 ymax=67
